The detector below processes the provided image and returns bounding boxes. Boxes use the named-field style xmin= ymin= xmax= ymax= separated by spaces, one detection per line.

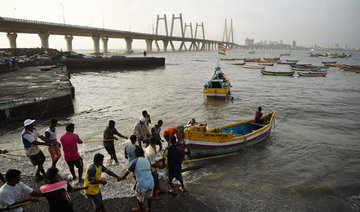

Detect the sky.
xmin=0 ymin=0 xmax=359 ymax=50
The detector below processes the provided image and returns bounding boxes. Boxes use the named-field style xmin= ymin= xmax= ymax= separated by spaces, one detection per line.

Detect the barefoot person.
xmin=40 ymin=167 xmax=88 ymax=212
xmin=151 ymin=120 xmax=164 ymax=151
xmin=124 ymin=135 xmax=137 ymax=164
xmin=120 ymin=147 xmax=154 ymax=212
xmin=21 ymin=119 xmax=50 ymax=180
xmin=45 ymin=119 xmax=62 ymax=168
xmin=133 ymin=117 xmax=150 ymax=147
xmin=142 ymin=110 xmax=151 ymax=130
xmin=103 ymin=120 xmax=128 ymax=165
xmin=60 ymin=123 xmax=83 ymax=183
xmin=84 ymin=153 xmax=121 ymax=212
xmin=163 ymin=136 xmax=186 ymax=195
xmin=0 ymin=169 xmax=43 ymax=212
xmin=145 ymin=137 xmax=166 ymax=200
xmin=163 ymin=127 xmax=178 ymax=146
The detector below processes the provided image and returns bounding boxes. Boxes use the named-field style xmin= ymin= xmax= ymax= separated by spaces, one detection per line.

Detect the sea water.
xmin=0 ymin=49 xmax=359 ymax=211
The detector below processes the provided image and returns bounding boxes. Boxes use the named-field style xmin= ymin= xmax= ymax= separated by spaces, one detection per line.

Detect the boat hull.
xmin=298 ymin=72 xmax=327 ymax=77
xmin=184 ymin=112 xmax=276 ymax=158
xmin=186 ymin=129 xmax=271 ymax=158
xmin=203 ymin=87 xmax=230 ymax=97
xmin=243 ymin=65 xmax=265 ymax=69
xmin=261 ymin=70 xmax=294 ymax=76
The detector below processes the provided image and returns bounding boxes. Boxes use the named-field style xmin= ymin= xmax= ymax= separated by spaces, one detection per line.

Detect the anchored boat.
xmin=243 ymin=64 xmax=265 ymax=69
xmin=183 ymin=112 xmax=276 ymax=158
xmin=298 ymin=71 xmax=327 ymax=77
xmin=261 ymin=70 xmax=294 ymax=76
xmin=203 ymin=67 xmax=231 ymax=98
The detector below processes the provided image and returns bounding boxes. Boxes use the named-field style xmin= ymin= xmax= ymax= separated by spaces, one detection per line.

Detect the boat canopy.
xmin=204 ymin=67 xmax=230 ymax=89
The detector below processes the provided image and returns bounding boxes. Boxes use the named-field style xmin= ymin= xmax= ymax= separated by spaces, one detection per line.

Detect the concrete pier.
xmin=61 ymin=57 xmax=165 ymax=71
xmin=102 ymin=37 xmax=109 ymax=53
xmin=146 ymin=39 xmax=153 ymax=52
xmin=65 ymin=35 xmax=73 ymax=53
xmin=7 ymin=32 xmax=17 ymax=48
xmin=92 ymin=35 xmax=100 ymax=54
xmin=125 ymin=38 xmax=133 ymax=53
xmin=38 ymin=31 xmax=49 ymax=48
xmin=0 ymin=66 xmax=74 ymax=124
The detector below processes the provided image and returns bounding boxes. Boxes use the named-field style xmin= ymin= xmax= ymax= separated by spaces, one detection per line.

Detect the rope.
xmin=274 ymin=112 xmax=291 ymax=129
xmin=239 ymin=101 xmax=255 ymax=113
xmin=8 ymin=172 xmax=135 ymax=209
xmin=183 ymin=152 xmax=239 ymax=163
xmin=6 ymin=138 xmax=126 ymax=153
xmin=10 ymin=197 xmax=46 ymax=209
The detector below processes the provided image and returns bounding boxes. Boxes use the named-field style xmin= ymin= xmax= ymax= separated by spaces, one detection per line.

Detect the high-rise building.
xmin=292 ymin=41 xmax=296 ymax=48
xmin=245 ymin=38 xmax=254 ymax=46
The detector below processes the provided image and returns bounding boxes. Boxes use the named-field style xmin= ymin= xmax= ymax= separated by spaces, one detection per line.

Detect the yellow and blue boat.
xmin=203 ymin=67 xmax=231 ymax=98
xmin=183 ymin=111 xmax=276 ymax=158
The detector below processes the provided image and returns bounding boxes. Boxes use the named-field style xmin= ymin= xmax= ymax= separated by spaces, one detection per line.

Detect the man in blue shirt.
xmin=163 ymin=136 xmax=186 ymax=195
xmin=120 ymin=146 xmax=154 ymax=212
xmin=124 ymin=135 xmax=137 ymax=164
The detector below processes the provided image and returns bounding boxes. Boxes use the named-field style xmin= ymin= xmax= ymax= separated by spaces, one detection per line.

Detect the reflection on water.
xmin=1 ymin=50 xmax=360 ymax=211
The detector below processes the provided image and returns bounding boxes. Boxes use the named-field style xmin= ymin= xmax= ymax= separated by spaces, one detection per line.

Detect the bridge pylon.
xmin=222 ymin=18 xmax=234 ymax=49
xmin=169 ymin=13 xmax=184 ymax=51
xmin=155 ymin=14 xmax=169 ymax=51
xmin=194 ymin=22 xmax=205 ymax=50
xmin=181 ymin=23 xmax=193 ymax=51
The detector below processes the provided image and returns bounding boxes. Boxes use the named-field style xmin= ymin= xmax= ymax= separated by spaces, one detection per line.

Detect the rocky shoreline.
xmin=0 ymin=48 xmax=70 ymax=57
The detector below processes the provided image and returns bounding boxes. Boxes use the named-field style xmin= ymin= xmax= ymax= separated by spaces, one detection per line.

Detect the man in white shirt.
xmin=21 ymin=119 xmax=50 ymax=180
xmin=0 ymin=169 xmax=43 ymax=212
xmin=133 ymin=117 xmax=150 ymax=147
xmin=145 ymin=137 xmax=165 ymax=200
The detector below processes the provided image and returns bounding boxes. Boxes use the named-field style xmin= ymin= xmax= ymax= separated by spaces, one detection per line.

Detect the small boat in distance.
xmin=183 ymin=112 xmax=276 ymax=158
xmin=261 ymin=70 xmax=294 ymax=76
xmin=244 ymin=58 xmax=261 ymax=62
xmin=258 ymin=63 xmax=274 ymax=66
xmin=220 ymin=58 xmax=236 ymax=61
xmin=264 ymin=57 xmax=280 ymax=61
xmin=322 ymin=61 xmax=336 ymax=64
xmin=291 ymin=64 xmax=312 ymax=68
xmin=277 ymin=61 xmax=297 ymax=65
xmin=232 ymin=62 xmax=246 ymax=65
xmin=243 ymin=64 xmax=266 ymax=69
xmin=286 ymin=59 xmax=298 ymax=62
xmin=203 ymin=67 xmax=231 ymax=98
xmin=292 ymin=67 xmax=322 ymax=71
xmin=298 ymin=72 xmax=327 ymax=77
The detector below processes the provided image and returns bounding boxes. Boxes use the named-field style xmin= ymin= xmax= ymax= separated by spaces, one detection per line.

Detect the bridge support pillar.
xmin=92 ymin=35 xmax=100 ymax=55
xmin=146 ymin=39 xmax=153 ymax=52
xmin=38 ymin=32 xmax=49 ymax=48
xmin=125 ymin=38 xmax=133 ymax=53
xmin=155 ymin=40 xmax=161 ymax=51
xmin=7 ymin=32 xmax=17 ymax=48
xmin=162 ymin=40 xmax=169 ymax=52
xmin=101 ymin=37 xmax=109 ymax=53
xmin=64 ymin=35 xmax=73 ymax=53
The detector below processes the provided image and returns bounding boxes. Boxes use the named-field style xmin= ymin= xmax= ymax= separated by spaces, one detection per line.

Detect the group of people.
xmin=2 ymin=58 xmax=18 ymax=71
xmin=0 ymin=110 xmax=186 ymax=212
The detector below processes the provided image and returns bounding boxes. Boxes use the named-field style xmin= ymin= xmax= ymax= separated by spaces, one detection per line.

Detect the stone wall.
xmin=61 ymin=57 xmax=165 ymax=71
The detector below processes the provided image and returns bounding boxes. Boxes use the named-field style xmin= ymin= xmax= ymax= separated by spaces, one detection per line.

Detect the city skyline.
xmin=0 ymin=0 xmax=359 ymax=50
